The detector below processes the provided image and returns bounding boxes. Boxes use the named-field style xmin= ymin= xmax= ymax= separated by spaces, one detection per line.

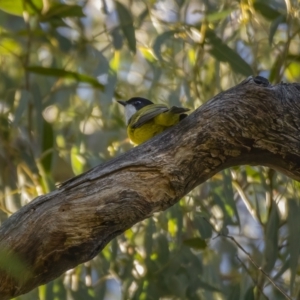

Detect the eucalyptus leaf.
xmin=41 ymin=119 xmax=54 ymax=173
xmin=227 ymin=284 xmax=240 ymax=300
xmin=197 ymin=278 xmax=221 ymax=292
xmin=244 ymin=286 xmax=255 ymax=300
xmin=110 ymin=27 xmax=123 ymax=50
xmin=206 ymin=30 xmax=253 ymax=76
xmin=153 ymin=30 xmax=178 ymax=61
xmin=206 ymin=9 xmax=233 ymax=22
xmin=287 ymin=199 xmax=300 ymax=293
xmin=194 ymin=215 xmax=212 ymax=239
xmin=223 ymin=169 xmax=240 ymax=225
xmin=183 ymin=237 xmax=207 ymax=250
xmin=40 ymin=3 xmax=85 ymax=20
xmin=26 ymin=67 xmax=105 ymax=90
xmin=144 ymin=218 xmax=154 ymax=256
xmin=71 ymin=145 xmax=85 ymax=175
xmin=12 ymin=90 xmax=31 ymax=126
xmin=269 ymin=15 xmax=286 ymax=45
xmin=264 ymin=201 xmax=280 ymax=272
xmin=0 ymin=112 xmax=10 ymax=141
xmin=253 ymin=1 xmax=283 ymax=20
xmin=115 ymin=1 xmax=136 ymax=53
xmin=0 ymin=0 xmax=42 ymax=16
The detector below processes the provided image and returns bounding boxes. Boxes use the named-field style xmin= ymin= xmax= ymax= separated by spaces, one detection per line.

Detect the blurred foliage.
xmin=0 ymin=0 xmax=300 ymax=299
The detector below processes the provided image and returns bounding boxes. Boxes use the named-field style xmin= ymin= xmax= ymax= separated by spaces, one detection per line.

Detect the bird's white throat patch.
xmin=124 ymin=104 xmax=137 ymax=125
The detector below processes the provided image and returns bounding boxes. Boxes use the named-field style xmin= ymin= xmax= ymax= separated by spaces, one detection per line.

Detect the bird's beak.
xmin=117 ymin=100 xmax=126 ymax=106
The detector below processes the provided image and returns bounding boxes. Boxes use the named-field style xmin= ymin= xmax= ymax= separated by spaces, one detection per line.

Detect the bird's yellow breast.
xmin=127 ymin=121 xmax=166 ymax=145
xmin=127 ymin=112 xmax=181 ymax=145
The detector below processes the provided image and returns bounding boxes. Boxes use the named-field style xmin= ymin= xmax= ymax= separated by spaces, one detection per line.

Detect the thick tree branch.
xmin=1 ymin=76 xmax=300 ymax=299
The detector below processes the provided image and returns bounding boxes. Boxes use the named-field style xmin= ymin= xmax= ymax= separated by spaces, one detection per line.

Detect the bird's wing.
xmin=131 ymin=104 xmax=169 ymax=129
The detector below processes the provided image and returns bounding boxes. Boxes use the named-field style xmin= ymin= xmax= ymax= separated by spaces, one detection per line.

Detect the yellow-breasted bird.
xmin=117 ymin=97 xmax=190 ymax=145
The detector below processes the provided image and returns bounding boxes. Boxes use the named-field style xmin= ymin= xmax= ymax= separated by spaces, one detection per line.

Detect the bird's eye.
xmin=135 ymin=101 xmax=141 ymax=105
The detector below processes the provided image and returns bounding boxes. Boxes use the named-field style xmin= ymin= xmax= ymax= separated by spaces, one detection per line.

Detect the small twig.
xmin=22 ymin=8 xmax=33 ymax=141
xmin=92 ymin=274 xmax=113 ymax=287
xmin=235 ymin=255 xmax=269 ymax=300
xmin=232 ymin=179 xmax=262 ymax=224
xmin=202 ymin=217 xmax=291 ymax=299
xmin=224 ymin=234 xmax=292 ymax=300
xmin=265 ymin=168 xmax=275 ymax=214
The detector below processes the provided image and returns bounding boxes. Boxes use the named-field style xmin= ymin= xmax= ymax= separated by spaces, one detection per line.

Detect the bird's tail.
xmin=179 ymin=114 xmax=188 ymax=121
xmin=169 ymin=106 xmax=190 ymax=114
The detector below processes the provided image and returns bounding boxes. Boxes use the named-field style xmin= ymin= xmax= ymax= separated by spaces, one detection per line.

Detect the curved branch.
xmin=1 ymin=76 xmax=300 ymax=299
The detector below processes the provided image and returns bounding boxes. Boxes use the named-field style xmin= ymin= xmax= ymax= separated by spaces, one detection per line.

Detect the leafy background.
xmin=0 ymin=0 xmax=300 ymax=299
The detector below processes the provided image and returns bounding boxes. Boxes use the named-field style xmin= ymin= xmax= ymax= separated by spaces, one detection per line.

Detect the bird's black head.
xmin=118 ymin=97 xmax=153 ymax=111
xmin=127 ymin=97 xmax=153 ymax=110
xmin=117 ymin=97 xmax=154 ymax=125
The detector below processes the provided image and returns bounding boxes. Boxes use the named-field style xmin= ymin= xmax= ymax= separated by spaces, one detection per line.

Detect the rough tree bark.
xmin=1 ymin=76 xmax=300 ymax=299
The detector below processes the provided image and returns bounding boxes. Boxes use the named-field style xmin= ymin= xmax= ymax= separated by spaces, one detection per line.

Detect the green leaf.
xmin=31 ymin=82 xmax=43 ymax=148
xmin=197 ymin=278 xmax=221 ymax=292
xmin=264 ymin=201 xmax=280 ymax=272
xmin=287 ymin=199 xmax=300 ymax=293
xmin=12 ymin=90 xmax=31 ymax=126
xmin=206 ymin=9 xmax=233 ymax=22
xmin=115 ymin=1 xmax=136 ymax=53
xmin=212 ymin=177 xmax=237 ymax=226
xmin=110 ymin=238 xmax=118 ymax=262
xmin=26 ymin=67 xmax=105 ymax=90
xmin=153 ymin=30 xmax=178 ymax=61
xmin=0 ymin=112 xmax=10 ymax=141
xmin=144 ymin=218 xmax=154 ymax=256
xmin=110 ymin=28 xmax=123 ymax=50
xmin=269 ymin=15 xmax=286 ymax=45
xmin=0 ymin=0 xmax=43 ymax=16
xmin=137 ymin=7 xmax=149 ymax=27
xmin=156 ymin=234 xmax=170 ymax=264
xmin=52 ymin=279 xmax=67 ymax=299
xmin=269 ymin=55 xmax=281 ymax=83
xmin=213 ymin=193 xmax=231 ymax=225
xmin=227 ymin=284 xmax=240 ymax=300
xmin=285 ymin=61 xmax=300 ymax=81
xmin=167 ymin=276 xmax=186 ymax=299
xmin=132 ymin=280 xmax=145 ymax=299
xmin=0 ymin=38 xmax=22 ymax=56
xmin=41 ymin=119 xmax=54 ymax=173
xmin=206 ymin=30 xmax=253 ymax=76
xmin=244 ymin=286 xmax=255 ymax=300
xmin=223 ymin=169 xmax=240 ymax=225
xmin=273 ymin=257 xmax=290 ymax=281
xmin=183 ymin=237 xmax=207 ymax=250
xmin=70 ymin=281 xmax=95 ymax=300
xmin=40 ymin=3 xmax=85 ymax=21
xmin=253 ymin=1 xmax=283 ymax=20
xmin=45 ymin=280 xmax=54 ymax=300
xmin=194 ymin=215 xmax=212 ymax=239
xmin=71 ymin=145 xmax=85 ymax=176
xmin=287 ymin=54 xmax=300 ymax=62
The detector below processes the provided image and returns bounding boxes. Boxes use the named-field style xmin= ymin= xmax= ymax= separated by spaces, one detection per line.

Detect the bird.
xmin=117 ymin=97 xmax=190 ymax=145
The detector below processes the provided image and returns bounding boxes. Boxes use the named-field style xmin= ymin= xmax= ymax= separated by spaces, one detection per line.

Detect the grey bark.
xmin=1 ymin=76 xmax=300 ymax=299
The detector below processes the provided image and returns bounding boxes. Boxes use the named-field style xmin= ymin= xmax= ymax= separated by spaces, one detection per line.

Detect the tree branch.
xmin=1 ymin=76 xmax=300 ymax=299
